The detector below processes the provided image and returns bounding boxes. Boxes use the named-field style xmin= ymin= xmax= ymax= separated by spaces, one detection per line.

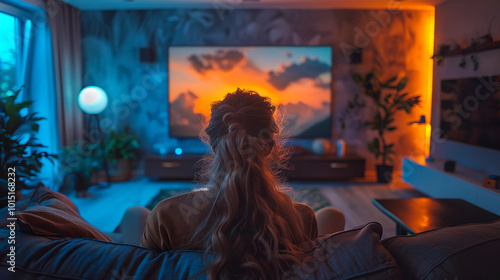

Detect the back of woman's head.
xmin=198 ymin=88 xmax=309 ymax=280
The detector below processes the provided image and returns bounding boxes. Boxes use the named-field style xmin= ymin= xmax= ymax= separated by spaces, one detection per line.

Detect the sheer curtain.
xmin=1 ymin=0 xmax=83 ymax=189
xmin=47 ymin=0 xmax=83 ymax=147
xmin=0 ymin=1 xmax=62 ymax=188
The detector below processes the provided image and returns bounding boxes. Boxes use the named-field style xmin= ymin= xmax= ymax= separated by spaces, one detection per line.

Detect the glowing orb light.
xmin=175 ymin=148 xmax=183 ymax=155
xmin=78 ymin=86 xmax=108 ymax=114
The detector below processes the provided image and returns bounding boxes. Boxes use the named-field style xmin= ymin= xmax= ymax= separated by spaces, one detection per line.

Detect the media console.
xmin=144 ymin=154 xmax=365 ymax=181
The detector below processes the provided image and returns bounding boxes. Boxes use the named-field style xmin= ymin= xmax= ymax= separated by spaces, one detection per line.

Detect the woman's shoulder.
xmin=152 ymin=189 xmax=209 ymax=211
xmin=292 ymin=201 xmax=315 ymax=215
xmin=149 ymin=188 xmax=215 ymax=221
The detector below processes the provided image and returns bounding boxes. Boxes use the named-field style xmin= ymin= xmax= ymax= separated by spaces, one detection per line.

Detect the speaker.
xmin=140 ymin=47 xmax=157 ymax=63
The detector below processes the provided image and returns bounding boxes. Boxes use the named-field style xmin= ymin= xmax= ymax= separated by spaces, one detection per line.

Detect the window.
xmin=0 ymin=9 xmax=32 ymax=97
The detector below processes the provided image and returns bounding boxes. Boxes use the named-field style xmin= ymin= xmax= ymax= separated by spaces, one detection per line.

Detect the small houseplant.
xmin=0 ymin=88 xmax=58 ymax=191
xmin=59 ymin=142 xmax=102 ymax=197
xmin=104 ymin=126 xmax=139 ymax=181
xmin=352 ymin=72 xmax=421 ymax=183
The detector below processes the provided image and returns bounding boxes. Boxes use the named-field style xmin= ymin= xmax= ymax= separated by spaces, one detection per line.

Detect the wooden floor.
xmin=70 ymin=175 xmax=424 ymax=239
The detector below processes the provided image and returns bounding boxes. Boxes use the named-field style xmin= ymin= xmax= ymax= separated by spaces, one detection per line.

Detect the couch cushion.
xmin=16 ymin=197 xmax=113 ymax=242
xmin=382 ymin=220 xmax=500 ymax=280
xmin=287 ymin=222 xmax=402 ymax=279
xmin=0 ymin=186 xmax=79 ymax=228
xmin=0 ymin=222 xmax=401 ymax=280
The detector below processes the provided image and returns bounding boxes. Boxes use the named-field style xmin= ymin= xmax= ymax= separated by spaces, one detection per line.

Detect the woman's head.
xmin=205 ymin=88 xmax=277 ymax=159
xmin=195 ymin=88 xmax=309 ymax=280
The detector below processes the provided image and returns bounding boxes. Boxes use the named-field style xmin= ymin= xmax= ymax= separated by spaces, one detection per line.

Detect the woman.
xmin=141 ymin=88 xmax=344 ymax=279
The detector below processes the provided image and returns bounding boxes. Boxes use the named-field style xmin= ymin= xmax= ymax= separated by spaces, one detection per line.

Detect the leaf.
xmin=397 ymin=77 xmax=408 ymax=91
xmin=352 ymin=73 xmax=363 ymax=85
xmin=366 ymin=72 xmax=374 ymax=83
xmin=372 ymin=137 xmax=380 ymax=151
xmin=400 ymin=101 xmax=411 ymax=113
xmin=31 ymin=123 xmax=39 ymax=132
xmin=17 ymin=101 xmax=33 ymax=109
xmin=6 ymin=115 xmax=20 ymax=134
xmin=384 ymin=94 xmax=393 ymax=103
xmin=384 ymin=76 xmax=398 ymax=86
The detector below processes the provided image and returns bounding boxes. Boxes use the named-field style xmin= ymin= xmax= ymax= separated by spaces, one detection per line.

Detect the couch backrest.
xmin=383 ymin=219 xmax=500 ymax=280
xmin=0 ymin=222 xmax=402 ymax=280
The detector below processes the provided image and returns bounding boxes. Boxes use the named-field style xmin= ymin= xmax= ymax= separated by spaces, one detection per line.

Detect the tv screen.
xmin=440 ymin=75 xmax=500 ymax=151
xmin=168 ymin=46 xmax=332 ymax=138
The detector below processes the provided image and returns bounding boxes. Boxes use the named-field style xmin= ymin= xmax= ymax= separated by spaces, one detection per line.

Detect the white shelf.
xmin=402 ymin=157 xmax=500 ymax=215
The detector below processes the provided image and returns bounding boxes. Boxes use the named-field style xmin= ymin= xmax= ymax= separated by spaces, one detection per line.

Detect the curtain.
xmin=47 ymin=0 xmax=83 ymax=147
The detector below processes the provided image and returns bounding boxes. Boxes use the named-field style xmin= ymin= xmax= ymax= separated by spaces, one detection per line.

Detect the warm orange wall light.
xmin=425 ymin=10 xmax=435 ymax=157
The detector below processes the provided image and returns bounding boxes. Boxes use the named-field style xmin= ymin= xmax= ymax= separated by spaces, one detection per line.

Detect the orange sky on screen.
xmin=169 ymin=57 xmax=330 ymax=118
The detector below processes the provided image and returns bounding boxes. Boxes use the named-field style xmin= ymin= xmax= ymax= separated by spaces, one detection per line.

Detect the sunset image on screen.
xmin=168 ymin=46 xmax=332 ymax=138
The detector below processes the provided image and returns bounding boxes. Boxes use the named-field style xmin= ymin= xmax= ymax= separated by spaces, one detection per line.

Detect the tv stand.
xmin=144 ymin=154 xmax=365 ymax=181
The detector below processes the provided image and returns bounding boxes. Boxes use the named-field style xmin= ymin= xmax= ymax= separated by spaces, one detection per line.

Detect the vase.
xmin=312 ymin=138 xmax=331 ymax=155
xmin=336 ymin=138 xmax=346 ymax=157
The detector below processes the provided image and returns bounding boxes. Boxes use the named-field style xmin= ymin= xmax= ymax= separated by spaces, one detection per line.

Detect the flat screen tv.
xmin=440 ymin=75 xmax=500 ymax=151
xmin=168 ymin=46 xmax=332 ymax=138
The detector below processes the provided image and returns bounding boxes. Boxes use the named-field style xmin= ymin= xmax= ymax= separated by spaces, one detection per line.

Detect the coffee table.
xmin=372 ymin=198 xmax=500 ymax=235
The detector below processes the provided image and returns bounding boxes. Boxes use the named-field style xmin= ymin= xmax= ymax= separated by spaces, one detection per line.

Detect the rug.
xmin=146 ymin=186 xmax=331 ymax=212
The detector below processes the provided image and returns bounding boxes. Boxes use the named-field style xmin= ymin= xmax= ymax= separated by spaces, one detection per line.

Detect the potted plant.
xmin=104 ymin=126 xmax=139 ymax=182
xmin=0 ymin=88 xmax=58 ymax=192
xmin=352 ymin=72 xmax=421 ymax=183
xmin=59 ymin=142 xmax=102 ymax=197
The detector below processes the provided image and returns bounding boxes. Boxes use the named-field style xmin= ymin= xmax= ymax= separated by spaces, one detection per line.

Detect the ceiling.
xmin=61 ymin=0 xmax=446 ymax=11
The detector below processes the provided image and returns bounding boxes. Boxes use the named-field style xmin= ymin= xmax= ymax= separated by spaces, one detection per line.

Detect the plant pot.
xmin=109 ymin=159 xmax=132 ymax=182
xmin=376 ymin=165 xmax=394 ymax=183
xmin=74 ymin=173 xmax=91 ymax=192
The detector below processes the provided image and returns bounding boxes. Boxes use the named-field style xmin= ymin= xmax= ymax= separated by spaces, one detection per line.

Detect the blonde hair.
xmin=192 ymin=88 xmax=310 ymax=279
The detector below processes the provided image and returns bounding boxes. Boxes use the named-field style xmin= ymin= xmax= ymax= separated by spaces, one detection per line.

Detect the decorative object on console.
xmin=407 ymin=115 xmax=426 ymax=126
xmin=311 ymin=138 xmax=331 ymax=155
xmin=483 ymin=175 xmax=500 ymax=189
xmin=78 ymin=86 xmax=110 ymax=187
xmin=444 ymin=160 xmax=456 ymax=173
xmin=0 ymin=88 xmax=58 ymax=190
xmin=352 ymin=72 xmax=421 ymax=183
xmin=104 ymin=126 xmax=140 ymax=182
xmin=336 ymin=138 xmax=346 ymax=157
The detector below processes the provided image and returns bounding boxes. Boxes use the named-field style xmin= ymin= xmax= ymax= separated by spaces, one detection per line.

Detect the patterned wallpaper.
xmin=81 ymin=9 xmax=432 ymax=169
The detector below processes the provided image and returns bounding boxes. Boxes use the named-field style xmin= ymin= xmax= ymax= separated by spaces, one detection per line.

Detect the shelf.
xmin=433 ymin=40 xmax=500 ymax=58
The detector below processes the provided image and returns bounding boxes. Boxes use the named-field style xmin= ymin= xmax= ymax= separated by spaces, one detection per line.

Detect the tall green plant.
xmin=352 ymin=72 xmax=421 ymax=166
xmin=104 ymin=126 xmax=139 ymax=165
xmin=0 ymin=89 xmax=58 ymax=189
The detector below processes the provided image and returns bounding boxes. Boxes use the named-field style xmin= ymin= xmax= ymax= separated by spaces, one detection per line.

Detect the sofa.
xmin=1 ymin=187 xmax=500 ymax=280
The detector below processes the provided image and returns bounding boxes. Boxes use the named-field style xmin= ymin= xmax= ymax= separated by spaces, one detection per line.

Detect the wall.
xmin=432 ymin=0 xmax=500 ymax=174
xmin=80 ymin=9 xmax=432 ymax=170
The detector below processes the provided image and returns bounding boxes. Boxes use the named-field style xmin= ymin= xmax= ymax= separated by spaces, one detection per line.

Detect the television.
xmin=168 ymin=46 xmax=332 ymax=138
xmin=439 ymin=75 xmax=500 ymax=151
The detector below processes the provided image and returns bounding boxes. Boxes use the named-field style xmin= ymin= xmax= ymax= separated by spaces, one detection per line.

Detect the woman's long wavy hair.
xmin=192 ymin=88 xmax=310 ymax=279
